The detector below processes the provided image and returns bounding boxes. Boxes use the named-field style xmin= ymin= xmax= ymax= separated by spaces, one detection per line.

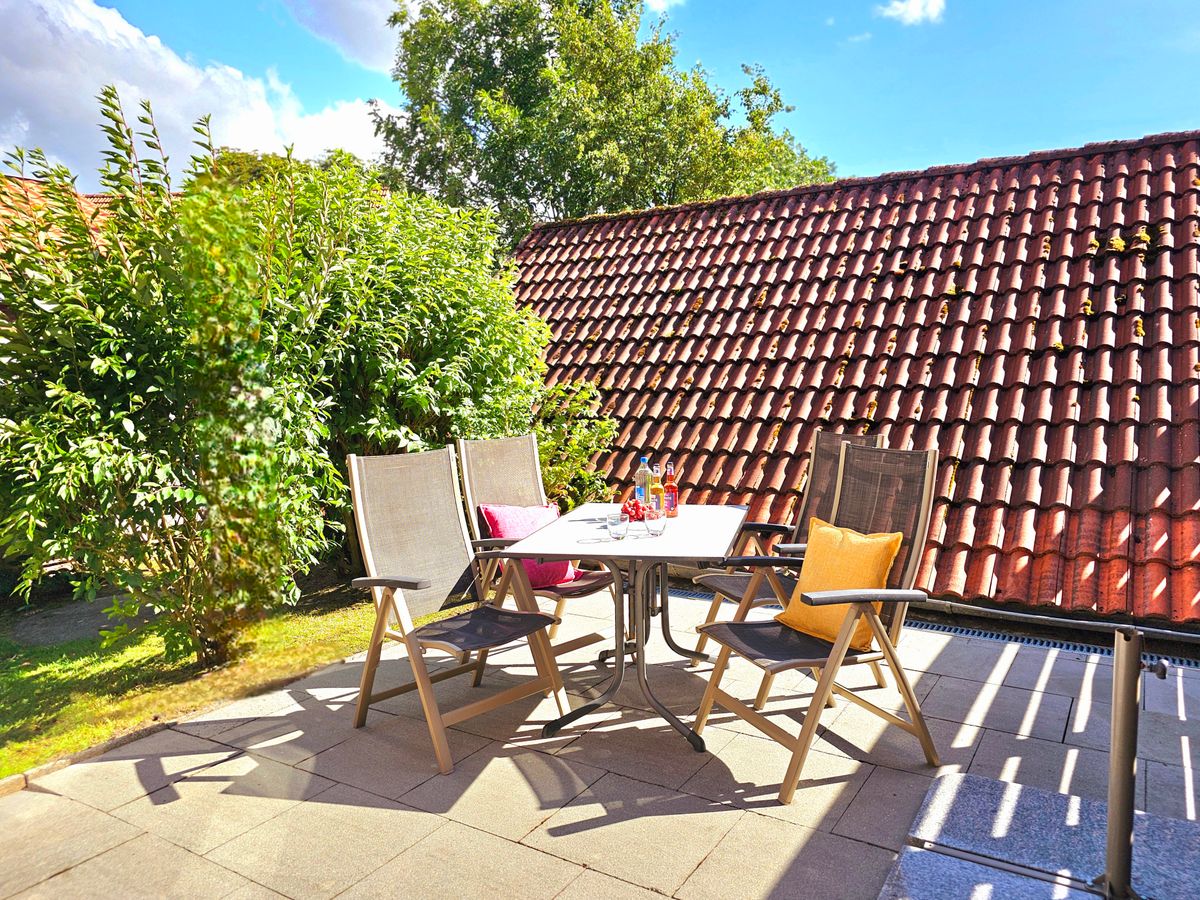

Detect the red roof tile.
xmin=515 ymin=130 xmax=1200 ymax=625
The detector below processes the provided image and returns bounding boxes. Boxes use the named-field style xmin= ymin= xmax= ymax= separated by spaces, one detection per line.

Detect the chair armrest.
xmin=774 ymin=543 xmax=806 ymax=556
xmin=352 ymin=575 xmax=432 ymax=591
xmin=722 ymin=555 xmax=807 ymax=568
xmin=800 ymin=589 xmax=927 ymax=606
xmin=472 ymin=538 xmax=516 ymax=549
xmin=740 ymin=521 xmax=793 ymax=536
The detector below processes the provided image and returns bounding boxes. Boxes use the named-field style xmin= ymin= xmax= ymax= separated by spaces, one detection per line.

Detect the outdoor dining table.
xmin=497 ymin=501 xmax=748 ymax=752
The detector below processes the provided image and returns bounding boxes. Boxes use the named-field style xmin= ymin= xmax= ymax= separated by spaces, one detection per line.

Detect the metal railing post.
xmin=1101 ymin=626 xmax=1142 ymax=898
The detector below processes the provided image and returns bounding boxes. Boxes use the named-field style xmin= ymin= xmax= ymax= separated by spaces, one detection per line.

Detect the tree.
xmin=211 ymin=147 xmax=296 ymax=186
xmin=0 ymin=90 xmax=337 ymax=664
xmin=377 ymin=0 xmax=835 ymax=247
xmin=0 ymin=88 xmax=616 ymax=664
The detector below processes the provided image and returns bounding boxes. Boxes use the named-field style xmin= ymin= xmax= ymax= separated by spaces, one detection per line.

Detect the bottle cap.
xmin=640 ymin=456 xmax=648 ymax=463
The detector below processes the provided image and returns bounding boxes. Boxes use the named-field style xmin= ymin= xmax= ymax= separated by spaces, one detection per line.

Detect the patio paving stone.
xmin=206 ymin=783 xmax=441 ymax=899
xmin=920 ymin=674 xmax=1073 ymax=741
xmin=14 ymin=832 xmax=253 ymax=900
xmin=967 ymin=728 xmax=1148 ymax=807
xmin=111 ymin=752 xmax=333 ymax=854
xmin=0 ymin=789 xmax=141 ymax=898
xmin=554 ymin=705 xmax=737 ymax=790
xmin=814 ymin=704 xmax=980 ymax=775
xmin=681 ymin=733 xmax=871 ymax=832
xmin=897 ymin=636 xmax=1019 ymax=685
xmin=340 ymin=820 xmax=581 ymax=900
xmin=1142 ymin=759 xmax=1198 ymax=822
xmin=174 ymin=690 xmax=306 ymax=740
xmin=554 ymin=869 xmax=661 ymax=899
xmin=446 ymin=682 xmax=620 ymax=753
xmin=294 ymin=712 xmax=490 ymax=800
xmin=1000 ymin=646 xmax=1115 ymax=700
xmin=522 ymin=771 xmax=743 ymax=894
xmin=216 ymin=696 xmax=386 ymax=766
xmin=1064 ymin=700 xmax=1197 ymax=769
xmin=830 ymin=765 xmax=933 ymax=850
xmin=676 ymin=809 xmax=895 ymax=900
xmin=1142 ymin=667 xmax=1200 ymax=719
xmin=399 ymin=742 xmax=605 ymax=840
xmin=30 ymin=728 xmax=238 ymax=812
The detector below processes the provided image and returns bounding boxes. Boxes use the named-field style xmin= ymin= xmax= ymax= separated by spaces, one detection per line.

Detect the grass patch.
xmin=0 ymin=568 xmax=384 ymax=779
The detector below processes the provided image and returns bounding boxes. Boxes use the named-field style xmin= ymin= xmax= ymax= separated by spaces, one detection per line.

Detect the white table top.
xmin=502 ymin=502 xmax=749 ymax=563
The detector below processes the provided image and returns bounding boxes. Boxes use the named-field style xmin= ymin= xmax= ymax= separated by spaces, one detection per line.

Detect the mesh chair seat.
xmin=698 ymin=620 xmax=883 ymax=671
xmin=695 ymin=571 xmax=797 ymax=603
xmin=414 ymin=604 xmax=557 ymax=654
xmin=537 ymin=569 xmax=614 ymax=599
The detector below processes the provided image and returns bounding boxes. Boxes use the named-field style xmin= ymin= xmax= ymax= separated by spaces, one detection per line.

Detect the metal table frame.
xmin=489 ymin=503 xmax=748 ymax=753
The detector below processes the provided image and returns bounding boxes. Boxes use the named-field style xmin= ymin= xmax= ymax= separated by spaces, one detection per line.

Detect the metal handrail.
xmin=911 ymin=598 xmax=1176 ymax=898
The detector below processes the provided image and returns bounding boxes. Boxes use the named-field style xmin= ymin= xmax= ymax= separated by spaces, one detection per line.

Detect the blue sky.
xmin=2 ymin=0 xmax=1197 ymax=189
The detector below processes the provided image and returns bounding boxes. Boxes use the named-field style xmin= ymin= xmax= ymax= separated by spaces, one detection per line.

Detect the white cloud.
xmin=0 ymin=0 xmax=400 ymax=189
xmin=281 ymin=0 xmax=397 ymax=73
xmin=847 ymin=32 xmax=873 ymax=43
xmin=825 ymin=17 xmax=836 ymax=26
xmin=645 ymin=0 xmax=687 ymax=12
xmin=876 ymin=0 xmax=945 ymax=25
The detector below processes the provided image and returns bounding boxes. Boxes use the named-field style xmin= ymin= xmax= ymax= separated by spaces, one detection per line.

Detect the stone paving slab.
xmin=677 ymin=811 xmax=895 ymax=900
xmin=14 ymin=832 xmax=254 ymax=900
xmin=30 ymin=728 xmax=238 ymax=812
xmin=111 ymin=753 xmax=333 ymax=855
xmin=5 ymin=589 xmax=1199 ymax=899
xmin=0 ymin=789 xmax=141 ymax=897
xmin=522 ymin=771 xmax=744 ymax=895
xmin=878 ymin=846 xmax=1095 ymax=900
xmin=205 ymin=783 xmax=442 ymax=899
xmin=910 ymin=772 xmax=1200 ymax=900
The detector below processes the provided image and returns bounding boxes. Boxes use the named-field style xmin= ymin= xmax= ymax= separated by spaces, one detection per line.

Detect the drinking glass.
xmin=644 ymin=507 xmax=666 ymax=536
xmin=606 ymin=512 xmax=629 ymax=540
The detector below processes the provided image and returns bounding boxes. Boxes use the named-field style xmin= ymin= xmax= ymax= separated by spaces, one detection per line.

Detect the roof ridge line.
xmin=518 ymin=127 xmax=1200 ymax=241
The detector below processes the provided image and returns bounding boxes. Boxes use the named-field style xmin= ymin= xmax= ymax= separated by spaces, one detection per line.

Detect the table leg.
xmin=632 ymin=561 xmax=706 ymax=753
xmin=542 ymin=560 xmax=627 ymax=738
xmin=657 ymin=562 xmax=709 ymax=662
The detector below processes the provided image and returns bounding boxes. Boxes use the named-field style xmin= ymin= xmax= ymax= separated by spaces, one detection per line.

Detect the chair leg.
xmin=864 ymin=612 xmax=940 ymax=767
xmin=869 ymin=659 xmax=887 ymax=688
xmin=753 ymin=672 xmax=775 ymax=710
xmin=809 ymin=667 xmax=837 ymax=708
xmin=353 ymin=591 xmax=392 ymax=728
xmin=694 ymin=645 xmax=733 ymax=734
xmin=779 ymin=608 xmax=860 ymax=805
xmin=472 ymin=648 xmax=490 ymax=687
xmin=548 ymin=596 xmax=567 ymax=640
xmin=691 ymin=592 xmax=727 ymax=662
xmin=405 ymin=633 xmax=454 ymax=774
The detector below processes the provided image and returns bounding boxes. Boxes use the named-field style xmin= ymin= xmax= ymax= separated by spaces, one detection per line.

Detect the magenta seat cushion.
xmin=479 ymin=503 xmax=577 ymax=589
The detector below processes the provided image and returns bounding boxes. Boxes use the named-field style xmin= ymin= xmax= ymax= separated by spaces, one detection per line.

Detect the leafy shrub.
xmin=534 ymin=381 xmax=618 ymax=510
xmin=232 ymin=155 xmax=551 ymax=463
xmin=0 ymin=89 xmax=338 ymax=664
xmin=0 ymin=88 xmax=617 ymax=663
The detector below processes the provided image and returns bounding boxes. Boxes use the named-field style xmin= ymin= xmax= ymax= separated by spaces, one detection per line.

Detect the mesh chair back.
xmin=828 ymin=444 xmax=939 ymax=636
xmin=347 ymin=447 xmax=476 ymax=620
xmin=792 ymin=430 xmax=882 ymax=543
xmin=456 ymin=434 xmax=547 ymax=539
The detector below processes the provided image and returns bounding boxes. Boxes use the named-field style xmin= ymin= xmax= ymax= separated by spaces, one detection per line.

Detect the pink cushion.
xmin=478 ymin=504 xmax=577 ymax=589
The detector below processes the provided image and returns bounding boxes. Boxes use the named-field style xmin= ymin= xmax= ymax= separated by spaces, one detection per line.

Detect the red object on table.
xmin=621 ymin=497 xmax=647 ymax=522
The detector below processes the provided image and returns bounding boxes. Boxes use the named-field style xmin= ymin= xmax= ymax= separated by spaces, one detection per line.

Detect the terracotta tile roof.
xmin=0 ymin=176 xmax=109 ymax=236
xmin=514 ymin=130 xmax=1200 ymax=624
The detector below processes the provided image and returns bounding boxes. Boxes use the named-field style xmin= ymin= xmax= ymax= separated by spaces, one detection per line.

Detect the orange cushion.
xmin=775 ymin=517 xmax=902 ymax=652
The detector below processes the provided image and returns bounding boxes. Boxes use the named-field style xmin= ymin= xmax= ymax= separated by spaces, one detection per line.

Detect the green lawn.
xmin=0 ymin=570 xmax=384 ymax=780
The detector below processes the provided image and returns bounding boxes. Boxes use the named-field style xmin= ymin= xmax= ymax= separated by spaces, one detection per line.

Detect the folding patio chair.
xmin=691 ymin=430 xmax=881 ymax=663
xmin=693 ymin=443 xmax=941 ymax=804
xmin=456 ymin=434 xmax=617 ymax=656
xmin=347 ymin=447 xmax=568 ymax=775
